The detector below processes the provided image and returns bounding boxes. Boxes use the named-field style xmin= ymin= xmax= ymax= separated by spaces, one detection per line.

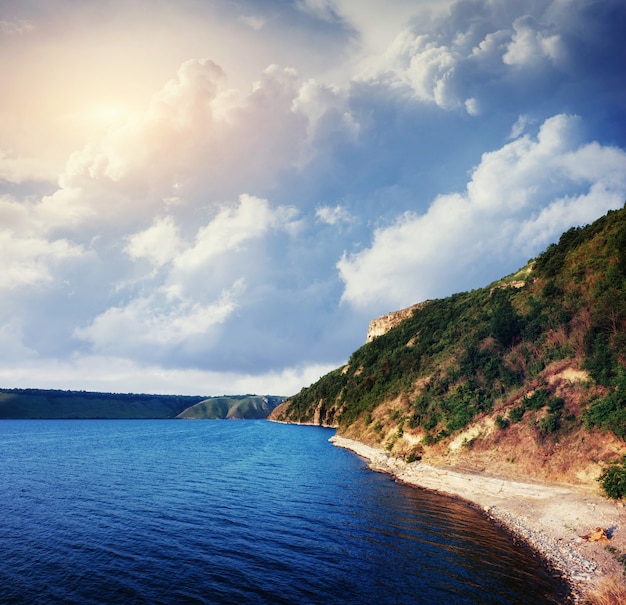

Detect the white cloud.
xmin=464 ymin=97 xmax=480 ymax=116
xmin=502 ymin=16 xmax=547 ymax=67
xmin=0 ymin=230 xmax=84 ymax=290
xmin=0 ymin=149 xmax=56 ymax=184
xmin=338 ymin=114 xmax=626 ymax=312
xmin=0 ymin=354 xmax=338 ymax=397
xmin=316 ymin=204 xmax=354 ymax=225
xmin=124 ymin=215 xmax=183 ymax=268
xmin=74 ymin=282 xmax=241 ymax=354
xmin=509 ymin=114 xmax=533 ymax=139
xmin=502 ymin=15 xmax=567 ymax=69
xmin=173 ymin=194 xmax=299 ymax=275
xmin=59 ymin=58 xmax=229 ymax=191
xmin=357 ymin=0 xmax=603 ymax=114
xmin=76 ymin=193 xmax=299 ymax=359
xmin=294 ymin=79 xmax=352 ymax=134
xmin=378 ymin=31 xmax=463 ymax=109
xmin=39 ymin=59 xmax=310 ymax=237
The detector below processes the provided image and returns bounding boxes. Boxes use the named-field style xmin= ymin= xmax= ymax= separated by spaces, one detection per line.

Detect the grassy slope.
xmin=271 ymin=205 xmax=626 ymax=486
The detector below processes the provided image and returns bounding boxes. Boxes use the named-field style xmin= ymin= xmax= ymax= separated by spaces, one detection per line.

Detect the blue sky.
xmin=1 ymin=0 xmax=625 ymax=395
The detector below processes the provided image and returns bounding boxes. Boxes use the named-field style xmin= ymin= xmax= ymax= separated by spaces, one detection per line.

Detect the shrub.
xmin=406 ymin=445 xmax=424 ymax=463
xmin=538 ymin=412 xmax=561 ymax=436
xmin=524 ymin=387 xmax=550 ymax=410
xmin=508 ymin=405 xmax=525 ymax=423
xmin=495 ymin=414 xmax=509 ymax=429
xmin=490 ymin=291 xmax=524 ymax=347
xmin=585 ymin=368 xmax=626 ymax=439
xmin=598 ymin=457 xmax=626 ymax=500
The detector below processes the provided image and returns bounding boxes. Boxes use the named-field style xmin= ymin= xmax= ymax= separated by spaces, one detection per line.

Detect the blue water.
xmin=0 ymin=420 xmax=564 ymax=604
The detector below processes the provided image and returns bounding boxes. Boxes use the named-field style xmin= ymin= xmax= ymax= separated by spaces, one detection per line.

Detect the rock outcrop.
xmin=366 ymin=301 xmax=429 ymax=343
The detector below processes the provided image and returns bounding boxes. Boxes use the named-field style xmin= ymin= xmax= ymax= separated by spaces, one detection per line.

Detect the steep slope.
xmin=271 ymin=205 xmax=626 ymax=487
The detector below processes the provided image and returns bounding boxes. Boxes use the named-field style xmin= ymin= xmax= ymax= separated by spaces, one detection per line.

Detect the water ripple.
xmin=0 ymin=420 xmax=565 ymax=604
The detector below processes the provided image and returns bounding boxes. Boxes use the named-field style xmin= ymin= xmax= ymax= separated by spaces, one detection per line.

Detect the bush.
xmin=524 ymin=387 xmax=550 ymax=410
xmin=585 ymin=369 xmax=626 ymax=439
xmin=490 ymin=291 xmax=524 ymax=347
xmin=495 ymin=414 xmax=509 ymax=429
xmin=508 ymin=405 xmax=525 ymax=423
xmin=598 ymin=457 xmax=626 ymax=500
xmin=538 ymin=412 xmax=561 ymax=436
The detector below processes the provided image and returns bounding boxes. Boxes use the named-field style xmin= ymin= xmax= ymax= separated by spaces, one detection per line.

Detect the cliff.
xmin=270 ymin=205 xmax=626 ymax=489
xmin=366 ymin=302 xmax=430 ymax=343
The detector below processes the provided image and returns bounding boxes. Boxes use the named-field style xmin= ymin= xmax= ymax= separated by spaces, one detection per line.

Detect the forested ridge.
xmin=0 ymin=388 xmax=282 ymax=419
xmin=272 ymin=205 xmax=626 ymax=487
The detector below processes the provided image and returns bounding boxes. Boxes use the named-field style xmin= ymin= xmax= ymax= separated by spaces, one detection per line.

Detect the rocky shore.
xmin=330 ymin=435 xmax=626 ymax=603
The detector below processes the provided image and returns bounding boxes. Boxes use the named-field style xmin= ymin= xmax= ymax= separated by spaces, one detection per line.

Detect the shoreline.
xmin=330 ymin=435 xmax=626 ymax=603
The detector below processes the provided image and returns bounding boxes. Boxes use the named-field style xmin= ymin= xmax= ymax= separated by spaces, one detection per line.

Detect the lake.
xmin=0 ymin=420 xmax=565 ymax=603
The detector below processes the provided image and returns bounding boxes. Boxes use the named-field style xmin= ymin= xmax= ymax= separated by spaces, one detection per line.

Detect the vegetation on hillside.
xmin=0 ymin=388 xmax=282 ymax=420
xmin=272 ymin=205 xmax=626 ymax=491
xmin=177 ymin=395 xmax=283 ymax=419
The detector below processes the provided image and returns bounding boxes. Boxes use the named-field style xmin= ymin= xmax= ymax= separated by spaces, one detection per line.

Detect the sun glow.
xmin=90 ymin=103 xmax=131 ymax=125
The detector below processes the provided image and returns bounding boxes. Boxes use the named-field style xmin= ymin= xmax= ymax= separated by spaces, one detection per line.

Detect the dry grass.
xmin=584 ymin=577 xmax=626 ymax=605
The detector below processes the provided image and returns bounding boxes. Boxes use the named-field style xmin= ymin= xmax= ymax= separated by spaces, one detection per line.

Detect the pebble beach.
xmin=330 ymin=435 xmax=626 ymax=603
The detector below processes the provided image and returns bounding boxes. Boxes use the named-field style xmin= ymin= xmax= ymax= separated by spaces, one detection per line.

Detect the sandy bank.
xmin=330 ymin=435 xmax=626 ymax=603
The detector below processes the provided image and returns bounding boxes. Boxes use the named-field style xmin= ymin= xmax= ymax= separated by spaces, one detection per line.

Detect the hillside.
xmin=271 ymin=205 xmax=626 ymax=488
xmin=0 ymin=389 xmax=282 ymax=420
xmin=177 ymin=395 xmax=283 ymax=419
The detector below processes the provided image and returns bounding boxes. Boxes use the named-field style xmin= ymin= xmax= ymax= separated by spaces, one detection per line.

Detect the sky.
xmin=1 ymin=0 xmax=626 ymax=396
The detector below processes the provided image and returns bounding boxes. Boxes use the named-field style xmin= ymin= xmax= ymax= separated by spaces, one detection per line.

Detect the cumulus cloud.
xmin=76 ymin=193 xmax=300 ymax=363
xmin=293 ymin=79 xmax=357 ymax=139
xmin=0 ymin=230 xmax=84 ymax=290
xmin=360 ymin=0 xmax=626 ymax=115
xmin=338 ymin=114 xmax=626 ymax=313
xmin=58 ymin=59 xmax=228 ymax=191
xmin=502 ymin=15 xmax=563 ymax=67
xmin=0 ymin=149 xmax=57 ymax=184
xmin=124 ymin=215 xmax=183 ymax=268
xmin=74 ymin=281 xmax=242 ymax=355
xmin=42 ymin=59 xmax=310 ymax=236
xmin=173 ymin=194 xmax=299 ymax=275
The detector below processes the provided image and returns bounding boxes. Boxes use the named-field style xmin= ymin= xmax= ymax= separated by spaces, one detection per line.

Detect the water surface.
xmin=0 ymin=420 xmax=564 ymax=603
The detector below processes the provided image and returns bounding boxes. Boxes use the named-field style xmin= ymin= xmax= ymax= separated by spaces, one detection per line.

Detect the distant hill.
xmin=271 ymin=205 xmax=626 ymax=488
xmin=177 ymin=395 xmax=284 ymax=419
xmin=0 ymin=389 xmax=283 ymax=420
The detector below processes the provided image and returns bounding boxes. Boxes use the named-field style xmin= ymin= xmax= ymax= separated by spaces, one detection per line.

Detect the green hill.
xmin=0 ymin=389 xmax=282 ymax=420
xmin=176 ymin=395 xmax=283 ymax=419
xmin=271 ymin=205 xmax=626 ymax=488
